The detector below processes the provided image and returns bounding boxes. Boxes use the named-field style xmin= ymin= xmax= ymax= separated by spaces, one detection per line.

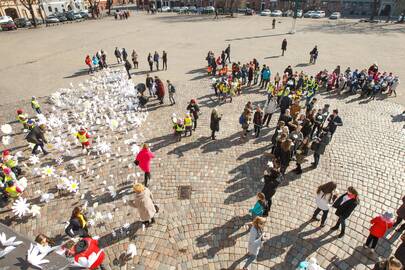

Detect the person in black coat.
xmin=373 ymin=256 xmax=403 ymax=270
xmin=278 ymin=139 xmax=292 ymax=176
xmin=261 ymin=160 xmax=281 ymax=215
xmin=210 ymin=108 xmax=221 ymax=140
xmin=284 ymin=65 xmax=293 ymax=77
xmin=26 ymin=124 xmax=48 ymax=155
xmin=187 ymin=99 xmax=200 ymax=131
xmin=281 ymin=39 xmax=287 ymax=56
xmin=330 ymin=187 xmax=359 ymax=238
xmin=326 ymin=109 xmax=343 ymax=137
xmin=65 ymin=207 xmax=89 ymax=238
xmin=124 ymin=60 xmax=132 ymax=79
xmin=311 ymin=129 xmax=331 ymax=168
xmin=279 ymin=95 xmax=292 ymax=115
xmin=395 ymin=233 xmax=405 ymax=267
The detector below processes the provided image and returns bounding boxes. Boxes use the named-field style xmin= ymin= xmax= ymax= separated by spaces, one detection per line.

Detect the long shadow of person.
xmin=326 ymin=245 xmax=378 ymax=270
xmin=193 ymin=214 xmax=251 ymax=260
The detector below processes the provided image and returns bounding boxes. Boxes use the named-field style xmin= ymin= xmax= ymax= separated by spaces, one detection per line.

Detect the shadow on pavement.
xmin=225 ymin=33 xmax=288 ymax=42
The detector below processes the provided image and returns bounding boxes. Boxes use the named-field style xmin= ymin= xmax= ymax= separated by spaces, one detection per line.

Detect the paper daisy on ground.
xmin=97 ymin=141 xmax=111 ymax=154
xmin=42 ymin=166 xmax=55 ymax=177
xmin=2 ymin=135 xmax=12 ymax=146
xmin=30 ymin=205 xmax=41 ymax=217
xmin=1 ymin=124 xmax=13 ymax=134
xmin=67 ymin=179 xmax=79 ymax=193
xmin=12 ymin=197 xmax=31 ymax=218
xmin=29 ymin=155 xmax=40 ymax=165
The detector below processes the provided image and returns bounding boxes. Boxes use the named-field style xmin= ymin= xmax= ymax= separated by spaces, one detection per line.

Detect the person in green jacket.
xmin=31 ymin=96 xmax=41 ymax=114
xmin=249 ymin=192 xmax=268 ymax=218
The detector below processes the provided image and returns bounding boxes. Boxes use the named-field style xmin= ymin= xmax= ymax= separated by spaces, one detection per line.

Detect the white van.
xmin=312 ymin=11 xmax=325 ymax=18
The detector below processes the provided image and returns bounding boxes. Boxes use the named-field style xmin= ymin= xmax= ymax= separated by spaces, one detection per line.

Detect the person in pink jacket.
xmin=135 ymin=144 xmax=155 ymax=187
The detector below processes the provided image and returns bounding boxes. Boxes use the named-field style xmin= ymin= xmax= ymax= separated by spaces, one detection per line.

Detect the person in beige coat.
xmin=130 ymin=183 xmax=156 ymax=227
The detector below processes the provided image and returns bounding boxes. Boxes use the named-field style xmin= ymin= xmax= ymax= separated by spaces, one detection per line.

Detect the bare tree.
xmin=20 ymin=0 xmax=38 ymax=27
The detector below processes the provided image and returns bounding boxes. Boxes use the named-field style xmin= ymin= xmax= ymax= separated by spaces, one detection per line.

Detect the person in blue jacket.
xmin=249 ymin=192 xmax=268 ymax=218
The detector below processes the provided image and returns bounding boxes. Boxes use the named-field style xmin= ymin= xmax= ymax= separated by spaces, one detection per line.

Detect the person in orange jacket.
xmin=364 ymin=212 xmax=394 ymax=253
xmin=75 ymin=128 xmax=91 ymax=151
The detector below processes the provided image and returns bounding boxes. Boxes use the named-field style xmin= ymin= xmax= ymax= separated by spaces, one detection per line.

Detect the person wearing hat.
xmin=134 ymin=144 xmax=155 ymax=187
xmin=27 ymin=119 xmax=36 ymax=130
xmin=183 ymin=113 xmax=193 ymax=136
xmin=187 ymin=99 xmax=200 ymax=131
xmin=31 ymin=96 xmax=41 ymax=114
xmin=16 ymin=109 xmax=29 ymax=130
xmin=130 ymin=183 xmax=156 ymax=227
xmin=364 ymin=212 xmax=394 ymax=253
xmin=26 ymin=123 xmax=48 ymax=155
xmin=4 ymin=180 xmax=23 ymax=199
xmin=2 ymin=167 xmax=17 ymax=184
xmin=1 ymin=150 xmax=22 ymax=176
xmin=75 ymin=128 xmax=91 ymax=151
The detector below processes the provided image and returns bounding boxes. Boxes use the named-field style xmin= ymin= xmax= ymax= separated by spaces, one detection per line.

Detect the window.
xmin=48 ymin=6 xmax=52 ymax=12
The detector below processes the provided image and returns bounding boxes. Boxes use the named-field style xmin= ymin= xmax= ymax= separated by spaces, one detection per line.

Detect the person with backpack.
xmin=187 ymin=99 xmax=200 ymax=131
xmin=249 ymin=193 xmax=268 ymax=218
xmin=167 ymin=80 xmax=176 ymax=105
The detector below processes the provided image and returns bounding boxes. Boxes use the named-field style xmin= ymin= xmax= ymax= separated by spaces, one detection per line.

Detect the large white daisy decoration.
xmin=2 ymin=135 xmax=12 ymax=146
xmin=67 ymin=179 xmax=79 ymax=193
xmin=42 ymin=166 xmax=55 ymax=177
xmin=1 ymin=124 xmax=13 ymax=134
xmin=29 ymin=155 xmax=40 ymax=165
xmin=12 ymin=197 xmax=31 ymax=218
xmin=97 ymin=141 xmax=111 ymax=154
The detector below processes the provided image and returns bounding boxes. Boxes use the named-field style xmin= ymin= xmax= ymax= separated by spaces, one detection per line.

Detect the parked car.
xmin=296 ymin=10 xmax=303 ymax=17
xmin=204 ymin=6 xmax=215 ymax=13
xmin=53 ymin=13 xmax=67 ymax=22
xmin=282 ymin=10 xmax=293 ymax=17
xmin=73 ymin=12 xmax=82 ymax=19
xmin=245 ymin=8 xmax=254 ymax=15
xmin=304 ymin=10 xmax=315 ymax=18
xmin=237 ymin=8 xmax=247 ymax=13
xmin=271 ymin=10 xmax=282 ymax=17
xmin=188 ymin=6 xmax=197 ymax=13
xmin=65 ymin=11 xmax=76 ymax=21
xmin=160 ymin=6 xmax=170 ymax=12
xmin=0 ymin=20 xmax=17 ymax=31
xmin=178 ymin=7 xmax=189 ymax=13
xmin=14 ymin=18 xmax=32 ymax=28
xmin=260 ymin=9 xmax=271 ymax=16
xmin=0 ymin=16 xmax=13 ymax=24
xmin=46 ymin=15 xmax=60 ymax=23
xmin=79 ymin=11 xmax=89 ymax=18
xmin=312 ymin=10 xmax=326 ymax=18
xmin=329 ymin=12 xmax=341 ymax=19
xmin=171 ymin=6 xmax=180 ymax=12
xmin=30 ymin=18 xmax=44 ymax=25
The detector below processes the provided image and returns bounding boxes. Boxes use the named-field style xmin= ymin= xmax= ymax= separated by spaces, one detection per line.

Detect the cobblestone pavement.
xmin=0 ymin=64 xmax=404 ymax=270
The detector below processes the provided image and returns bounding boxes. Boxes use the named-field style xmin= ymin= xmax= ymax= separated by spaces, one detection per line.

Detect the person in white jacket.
xmin=243 ymin=217 xmax=266 ymax=270
xmin=263 ymin=96 xmax=278 ymax=127
xmin=310 ymin=181 xmax=337 ymax=227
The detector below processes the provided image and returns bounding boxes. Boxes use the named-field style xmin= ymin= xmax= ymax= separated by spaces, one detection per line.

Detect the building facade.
xmin=0 ymin=0 xmax=42 ymax=19
xmin=41 ymin=0 xmax=86 ymax=16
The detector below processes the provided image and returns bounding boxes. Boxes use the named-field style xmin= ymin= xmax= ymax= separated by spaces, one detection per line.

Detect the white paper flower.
xmin=2 ymin=136 xmax=12 ymax=146
xmin=109 ymin=119 xmax=119 ymax=130
xmin=97 ymin=141 xmax=111 ymax=154
xmin=67 ymin=179 xmax=79 ymax=193
xmin=29 ymin=155 xmax=40 ymax=165
xmin=27 ymin=243 xmax=50 ymax=269
xmin=107 ymin=186 xmax=116 ymax=198
xmin=1 ymin=124 xmax=13 ymax=134
xmin=0 ymin=232 xmax=22 ymax=258
xmin=55 ymin=157 xmax=64 ymax=166
xmin=42 ymin=166 xmax=55 ymax=177
xmin=40 ymin=193 xmax=55 ymax=203
xmin=12 ymin=197 xmax=31 ymax=218
xmin=30 ymin=205 xmax=41 ymax=217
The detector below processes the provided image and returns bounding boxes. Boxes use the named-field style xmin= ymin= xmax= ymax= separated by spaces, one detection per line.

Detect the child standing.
xmin=364 ymin=212 xmax=394 ymax=253
xmin=31 ymin=96 xmax=41 ymax=114
xmin=184 ymin=113 xmax=193 ymax=136
xmin=75 ymin=128 xmax=91 ymax=151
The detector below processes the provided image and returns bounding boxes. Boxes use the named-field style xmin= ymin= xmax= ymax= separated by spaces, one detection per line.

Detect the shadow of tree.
xmin=300 ymin=21 xmax=405 ymax=35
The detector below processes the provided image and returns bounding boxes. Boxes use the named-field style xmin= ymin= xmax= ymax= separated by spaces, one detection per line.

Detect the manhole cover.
xmin=177 ymin=185 xmax=192 ymax=200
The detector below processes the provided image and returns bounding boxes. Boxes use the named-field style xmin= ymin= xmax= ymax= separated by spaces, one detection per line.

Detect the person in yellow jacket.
xmin=16 ymin=109 xmax=29 ymax=129
xmin=75 ymin=128 xmax=91 ymax=150
xmin=1 ymin=150 xmax=22 ymax=176
xmin=4 ymin=181 xmax=23 ymax=199
xmin=31 ymin=96 xmax=42 ymax=114
xmin=184 ymin=113 xmax=193 ymax=136
xmin=173 ymin=119 xmax=184 ymax=142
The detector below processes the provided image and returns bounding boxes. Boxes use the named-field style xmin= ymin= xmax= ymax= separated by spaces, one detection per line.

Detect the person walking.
xmin=389 ymin=76 xmax=399 ymax=97
xmin=395 ymin=232 xmax=405 ymax=267
xmin=122 ymin=48 xmax=128 ymax=62
xmin=31 ymin=96 xmax=42 ymax=114
xmin=373 ymin=256 xmax=403 ymax=270
xmin=364 ymin=212 xmax=394 ymax=253
xmin=210 ymin=108 xmax=221 ymax=140
xmin=85 ymin=55 xmax=93 ymax=74
xmin=310 ymin=46 xmax=318 ymax=64
xmin=263 ymin=96 xmax=277 ymax=127
xmin=153 ymin=51 xmax=160 ymax=70
xmin=261 ymin=160 xmax=281 ymax=215
xmin=281 ymin=39 xmax=287 ymax=56
xmin=114 ymin=47 xmax=122 ymax=64
xmin=162 ymin=50 xmax=168 ymax=70
xmin=253 ymin=107 xmax=263 ymax=138
xmin=330 ymin=186 xmax=359 ymax=238
xmin=249 ymin=193 xmax=268 ymax=218
xmin=147 ymin=53 xmax=153 ymax=71
xmin=131 ymin=50 xmax=139 ymax=69
xmin=130 ymin=183 xmax=157 ymax=228
xmin=310 ymin=181 xmax=337 ymax=227
xmin=272 ymin=18 xmax=276 ymax=29
xmin=187 ymin=99 xmax=200 ymax=131
xmin=167 ymin=80 xmax=176 ymax=105
xmin=311 ymin=129 xmax=331 ymax=168
xmin=26 ymin=123 xmax=48 ymax=155
xmin=225 ymin=44 xmax=231 ymax=63
xmin=134 ymin=143 xmax=155 ymax=187
xmin=326 ymin=109 xmax=343 ymax=138
xmin=155 ymin=76 xmax=165 ymax=104
xmin=393 ymin=195 xmax=405 ymax=232
xmin=242 ymin=217 xmax=266 ymax=270
xmin=65 ymin=207 xmax=89 ymax=238
xmin=146 ymin=74 xmax=154 ymax=97
xmin=124 ymin=59 xmax=132 ymax=79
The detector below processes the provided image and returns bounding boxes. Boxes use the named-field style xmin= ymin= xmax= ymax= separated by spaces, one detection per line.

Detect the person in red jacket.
xmin=66 ymin=237 xmax=105 ymax=270
xmin=135 ymin=143 xmax=155 ymax=187
xmin=85 ymin=55 xmax=93 ymax=74
xmin=155 ymin=76 xmax=165 ymax=104
xmin=364 ymin=212 xmax=394 ymax=253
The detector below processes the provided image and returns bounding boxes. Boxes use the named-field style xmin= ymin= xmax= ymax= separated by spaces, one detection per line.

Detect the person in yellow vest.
xmin=184 ymin=113 xmax=193 ymax=136
xmin=173 ymin=119 xmax=184 ymax=142
xmin=75 ymin=128 xmax=91 ymax=150
xmin=1 ymin=150 xmax=22 ymax=176
xmin=4 ymin=181 xmax=23 ymax=199
xmin=16 ymin=109 xmax=29 ymax=129
xmin=31 ymin=96 xmax=42 ymax=114
xmin=2 ymin=167 xmax=17 ymax=184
